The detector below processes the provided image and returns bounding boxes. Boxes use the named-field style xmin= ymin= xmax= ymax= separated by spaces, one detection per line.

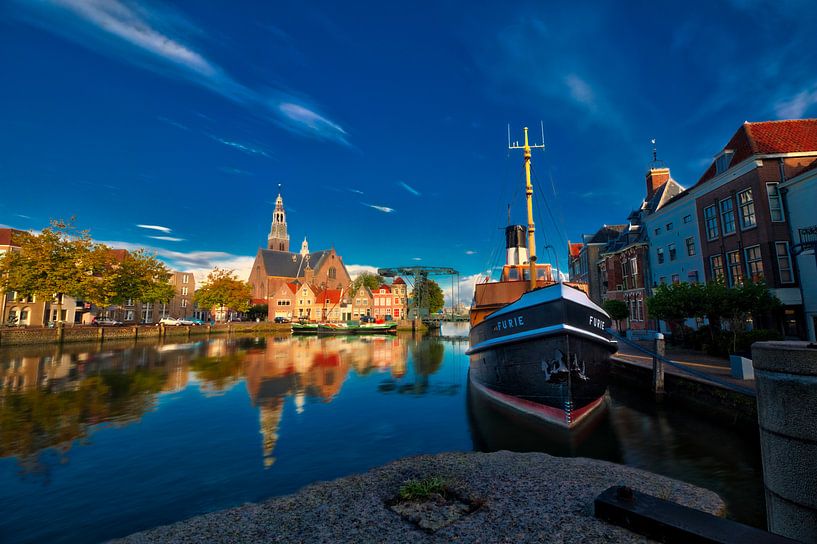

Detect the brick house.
xmin=599 ymin=163 xmax=684 ymax=331
xmin=371 ymin=279 xmax=408 ymax=320
xmin=692 ymin=120 xmax=817 ymax=337
xmin=567 ymin=225 xmax=627 ymax=306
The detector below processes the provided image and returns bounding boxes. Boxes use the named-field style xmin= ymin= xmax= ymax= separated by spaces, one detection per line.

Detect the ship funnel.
xmin=505 ymin=225 xmax=529 ymax=265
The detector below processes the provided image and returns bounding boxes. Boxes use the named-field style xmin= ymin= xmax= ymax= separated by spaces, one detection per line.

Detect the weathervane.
xmin=649 ymin=138 xmax=666 ymax=169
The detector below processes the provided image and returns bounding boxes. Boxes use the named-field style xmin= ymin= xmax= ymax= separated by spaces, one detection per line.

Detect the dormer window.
xmin=715 ymin=150 xmax=734 ymax=175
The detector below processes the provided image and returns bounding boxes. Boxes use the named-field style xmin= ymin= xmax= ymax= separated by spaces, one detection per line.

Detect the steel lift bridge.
xmin=377 ymin=266 xmax=461 ymax=326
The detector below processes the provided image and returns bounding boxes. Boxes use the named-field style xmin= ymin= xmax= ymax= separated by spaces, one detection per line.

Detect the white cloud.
xmin=345 ymin=264 xmax=380 ymax=279
xmin=465 ymin=250 xmax=477 ymax=255
xmin=347 ymin=188 xmax=364 ymax=195
xmin=564 ymin=73 xmax=596 ymax=109
xmin=99 ymin=239 xmax=254 ymax=283
xmin=774 ymin=86 xmax=817 ymax=118
xmin=208 ymin=135 xmax=271 ymax=158
xmin=14 ymin=0 xmax=348 ymax=146
xmin=136 ymin=224 xmax=172 ymax=233
xmin=442 ymin=273 xmax=482 ymax=308
xmin=363 ymin=203 xmax=395 ymax=213
xmin=277 ymin=102 xmax=349 ymax=145
xmin=399 ymin=181 xmax=421 ymax=196
xmin=412 ymin=257 xmax=422 ymax=261
xmin=148 ymin=235 xmax=184 ymax=242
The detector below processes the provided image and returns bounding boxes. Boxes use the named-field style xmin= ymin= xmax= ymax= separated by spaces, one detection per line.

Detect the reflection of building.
xmin=242 ymin=335 xmax=409 ymax=467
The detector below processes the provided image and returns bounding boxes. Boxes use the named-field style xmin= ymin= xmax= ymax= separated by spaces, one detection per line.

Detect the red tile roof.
xmin=376 ymin=284 xmax=392 ymax=293
xmin=696 ymin=119 xmax=817 ymax=186
xmin=392 ymin=277 xmax=405 ymax=285
xmin=108 ymin=249 xmax=129 ymax=262
xmin=314 ymin=288 xmax=342 ymax=304
xmin=568 ymin=242 xmax=583 ymax=259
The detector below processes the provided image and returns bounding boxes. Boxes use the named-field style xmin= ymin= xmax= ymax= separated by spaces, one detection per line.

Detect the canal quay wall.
xmin=0 ymin=322 xmax=293 ymax=347
xmin=116 ymin=451 xmax=725 ymax=544
xmin=608 ymin=356 xmax=759 ymax=429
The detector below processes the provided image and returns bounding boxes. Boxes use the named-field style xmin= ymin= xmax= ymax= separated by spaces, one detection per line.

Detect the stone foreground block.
xmin=116 ymin=451 xmax=724 ymax=543
xmin=753 ymin=341 xmax=817 ymax=543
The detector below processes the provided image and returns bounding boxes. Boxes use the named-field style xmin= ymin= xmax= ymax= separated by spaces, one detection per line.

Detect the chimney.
xmin=645 ymin=167 xmax=670 ymax=199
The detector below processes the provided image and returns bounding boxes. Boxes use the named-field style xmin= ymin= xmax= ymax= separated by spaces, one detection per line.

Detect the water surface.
xmin=0 ymin=324 xmax=763 ymax=542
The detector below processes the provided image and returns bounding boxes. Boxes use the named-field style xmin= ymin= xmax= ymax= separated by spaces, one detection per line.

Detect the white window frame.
xmin=767 ymin=183 xmax=785 ymax=222
xmin=685 ymin=237 xmax=695 ymax=256
xmin=738 ymin=188 xmax=756 ymax=230
xmin=744 ymin=245 xmax=763 ymax=282
xmin=775 ymin=241 xmax=794 ymax=284
xmin=704 ymin=205 xmax=719 ymax=240
xmin=720 ymin=197 xmax=736 ymax=235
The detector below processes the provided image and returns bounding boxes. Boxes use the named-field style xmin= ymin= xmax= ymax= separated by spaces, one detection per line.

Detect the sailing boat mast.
xmin=509 ymin=125 xmax=545 ymax=290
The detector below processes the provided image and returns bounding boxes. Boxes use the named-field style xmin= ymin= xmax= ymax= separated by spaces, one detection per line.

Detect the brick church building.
xmin=248 ymin=193 xmax=353 ymax=321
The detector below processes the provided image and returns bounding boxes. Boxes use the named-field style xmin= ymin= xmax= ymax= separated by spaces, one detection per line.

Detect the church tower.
xmin=267 ymin=193 xmax=290 ymax=251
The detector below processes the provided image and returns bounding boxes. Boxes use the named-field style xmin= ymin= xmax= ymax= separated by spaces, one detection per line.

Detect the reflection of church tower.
xmin=259 ymin=399 xmax=284 ymax=468
xmin=267 ymin=193 xmax=290 ymax=251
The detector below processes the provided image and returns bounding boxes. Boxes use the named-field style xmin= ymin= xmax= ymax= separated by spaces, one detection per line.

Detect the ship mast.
xmin=509 ymin=125 xmax=545 ymax=290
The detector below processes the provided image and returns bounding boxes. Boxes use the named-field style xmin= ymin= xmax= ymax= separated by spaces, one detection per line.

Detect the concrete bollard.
xmin=652 ymin=332 xmax=665 ymax=396
xmin=752 ymin=341 xmax=817 ymax=543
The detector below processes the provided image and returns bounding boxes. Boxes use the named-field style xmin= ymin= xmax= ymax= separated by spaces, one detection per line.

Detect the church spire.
xmin=267 ymin=186 xmax=290 ymax=251
xmin=300 ymin=236 xmax=309 ymax=255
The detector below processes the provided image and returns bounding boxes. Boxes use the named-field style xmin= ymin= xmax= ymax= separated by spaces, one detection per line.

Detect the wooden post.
xmin=133 ymin=326 xmax=138 ymax=341
xmin=56 ymin=322 xmax=65 ymax=345
xmin=97 ymin=325 xmax=104 ymax=344
xmin=652 ymin=332 xmax=665 ymax=396
xmin=159 ymin=323 xmax=165 ymax=338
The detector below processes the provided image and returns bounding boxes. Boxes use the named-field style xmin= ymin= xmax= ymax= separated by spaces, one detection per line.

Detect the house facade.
xmin=780 ymin=163 xmax=817 ymax=341
xmin=371 ymin=278 xmax=408 ymax=320
xmin=568 ymin=225 xmax=627 ymax=306
xmin=598 ymin=163 xmax=685 ymax=331
xmin=692 ymin=120 xmax=817 ymax=338
xmin=643 ymin=192 xmax=705 ymax=287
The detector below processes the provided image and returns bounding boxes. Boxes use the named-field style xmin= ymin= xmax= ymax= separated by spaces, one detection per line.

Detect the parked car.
xmin=159 ymin=317 xmax=183 ymax=326
xmin=93 ymin=317 xmax=123 ymax=326
xmin=182 ymin=316 xmax=204 ymax=326
xmin=360 ymin=315 xmax=376 ymax=323
xmin=228 ymin=316 xmax=243 ymax=322
xmin=273 ymin=316 xmax=290 ymax=323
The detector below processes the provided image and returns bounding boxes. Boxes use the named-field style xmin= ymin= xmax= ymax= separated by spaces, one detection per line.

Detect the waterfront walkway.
xmin=613 ymin=339 xmax=757 ymax=394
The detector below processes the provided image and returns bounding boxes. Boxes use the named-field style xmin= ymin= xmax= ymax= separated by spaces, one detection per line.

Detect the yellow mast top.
xmin=509 ymin=125 xmax=545 ymax=290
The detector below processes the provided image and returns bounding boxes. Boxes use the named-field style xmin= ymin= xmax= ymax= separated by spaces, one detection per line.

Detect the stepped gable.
xmin=695 ymin=119 xmax=817 ymax=186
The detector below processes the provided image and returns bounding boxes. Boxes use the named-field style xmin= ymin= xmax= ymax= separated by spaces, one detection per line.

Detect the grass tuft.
xmin=398 ymin=477 xmax=448 ymax=501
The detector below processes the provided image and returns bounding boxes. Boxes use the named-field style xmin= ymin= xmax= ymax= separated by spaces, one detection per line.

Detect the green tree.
xmin=647 ymin=282 xmax=707 ymax=341
xmin=602 ymin=299 xmax=629 ymax=332
xmin=0 ymin=219 xmax=97 ymax=322
xmin=195 ymin=268 xmax=252 ymax=319
xmin=108 ymin=250 xmax=175 ymax=308
xmin=247 ymin=304 xmax=268 ymax=321
xmin=350 ymin=272 xmax=385 ymax=295
xmin=410 ymin=277 xmax=445 ymax=315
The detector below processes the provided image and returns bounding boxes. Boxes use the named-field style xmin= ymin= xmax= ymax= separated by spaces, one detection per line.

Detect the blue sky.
xmin=2 ymin=0 xmax=816 ymax=297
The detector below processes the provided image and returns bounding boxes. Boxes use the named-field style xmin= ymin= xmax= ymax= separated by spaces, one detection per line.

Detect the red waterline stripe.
xmin=470 ymin=378 xmax=605 ymax=429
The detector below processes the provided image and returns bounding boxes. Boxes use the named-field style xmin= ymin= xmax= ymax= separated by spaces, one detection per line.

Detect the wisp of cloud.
xmin=137 ymin=224 xmax=172 ymax=233
xmin=399 ymin=181 xmax=421 ymax=196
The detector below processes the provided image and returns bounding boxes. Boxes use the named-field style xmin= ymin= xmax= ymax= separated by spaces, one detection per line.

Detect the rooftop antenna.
xmin=649 ymin=138 xmax=666 ymax=169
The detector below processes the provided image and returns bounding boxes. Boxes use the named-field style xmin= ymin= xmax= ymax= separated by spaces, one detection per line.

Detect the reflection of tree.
xmin=188 ymin=353 xmax=246 ymax=391
xmin=0 ymin=369 xmax=166 ymax=468
xmin=411 ymin=339 xmax=445 ymax=377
